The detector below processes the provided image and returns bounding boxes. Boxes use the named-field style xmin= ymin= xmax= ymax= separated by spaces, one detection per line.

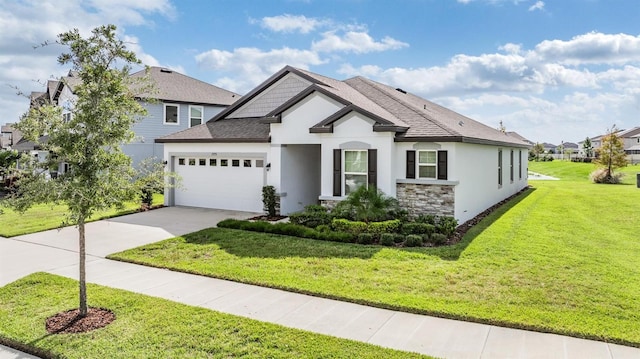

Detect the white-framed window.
xmin=256 ymin=160 xmax=264 ymax=168
xmin=243 ymin=160 xmax=252 ymax=167
xmin=164 ymin=104 xmax=179 ymax=125
xmin=178 ymin=158 xmax=185 ymax=166
xmin=209 ymin=159 xmax=217 ymax=166
xmin=344 ymin=150 xmax=368 ymax=195
xmin=198 ymin=158 xmax=206 ymax=166
xmin=418 ymin=150 xmax=437 ymax=179
xmin=188 ymin=158 xmax=196 ymax=166
xmin=510 ymin=150 xmax=514 ymax=183
xmin=189 ymin=105 xmax=203 ymax=127
xmin=62 ymin=112 xmax=72 ymax=123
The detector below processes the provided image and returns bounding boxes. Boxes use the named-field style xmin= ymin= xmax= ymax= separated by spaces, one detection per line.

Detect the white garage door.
xmin=174 ymin=156 xmax=265 ymax=213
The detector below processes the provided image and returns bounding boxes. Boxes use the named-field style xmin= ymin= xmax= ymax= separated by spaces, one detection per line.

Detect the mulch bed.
xmin=46 ymin=307 xmax=115 ymax=334
xmin=249 ymin=214 xmax=287 ymax=221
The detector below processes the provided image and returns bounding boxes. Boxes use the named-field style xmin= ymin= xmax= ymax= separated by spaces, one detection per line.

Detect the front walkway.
xmin=1 ymin=207 xmax=639 ymax=358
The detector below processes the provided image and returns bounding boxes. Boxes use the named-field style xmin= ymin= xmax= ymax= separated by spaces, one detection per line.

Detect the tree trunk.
xmin=78 ymin=217 xmax=87 ymax=317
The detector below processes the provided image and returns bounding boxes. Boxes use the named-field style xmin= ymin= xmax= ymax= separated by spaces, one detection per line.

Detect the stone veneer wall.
xmin=396 ymin=183 xmax=455 ymax=219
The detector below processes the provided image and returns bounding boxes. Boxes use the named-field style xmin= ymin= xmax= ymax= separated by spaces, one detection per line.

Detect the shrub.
xmin=367 ymin=219 xmax=402 ymax=235
xmin=404 ymin=234 xmax=423 ymax=247
xmin=318 ymin=231 xmax=354 ymax=243
xmin=331 ymin=185 xmax=401 ymax=222
xmin=331 ymin=218 xmax=368 ymax=234
xmin=402 ymin=222 xmax=435 ymax=236
xmin=357 ymin=233 xmax=374 ymax=245
xmin=217 ymin=218 xmax=244 ymax=229
xmin=262 ymin=185 xmax=277 ymax=217
xmin=393 ymin=233 xmax=405 ymax=244
xmin=590 ymin=168 xmax=623 ymax=184
xmin=379 ymin=233 xmax=395 ymax=246
xmin=436 ymin=217 xmax=458 ymax=237
xmin=430 ymin=233 xmax=448 ymax=245
xmin=289 ymin=204 xmax=333 ymax=228
xmin=315 ymin=224 xmax=331 ymax=233
xmin=415 ymin=214 xmax=436 ymax=225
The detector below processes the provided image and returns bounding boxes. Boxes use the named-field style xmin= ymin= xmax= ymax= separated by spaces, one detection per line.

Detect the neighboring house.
xmin=541 ymin=142 xmax=556 ymax=153
xmin=24 ymin=67 xmax=239 ymax=169
xmin=0 ymin=123 xmax=23 ymax=150
xmin=505 ymin=132 xmax=534 ymax=147
xmin=157 ymin=66 xmax=529 ymax=224
xmin=578 ymin=126 xmax=640 ymax=162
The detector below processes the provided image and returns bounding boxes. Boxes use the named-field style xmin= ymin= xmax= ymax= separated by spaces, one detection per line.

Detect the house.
xmin=23 ymin=67 xmax=239 ymax=169
xmin=541 ymin=142 xmax=556 ymax=153
xmin=157 ymin=66 xmax=529 ymax=224
xmin=578 ymin=126 xmax=640 ymax=162
xmin=0 ymin=123 xmax=22 ymax=150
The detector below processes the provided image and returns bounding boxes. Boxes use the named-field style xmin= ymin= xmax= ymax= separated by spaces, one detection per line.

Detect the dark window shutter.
xmin=406 ymin=150 xmax=416 ymax=179
xmin=437 ymin=150 xmax=448 ymax=180
xmin=368 ymin=149 xmax=377 ymax=189
xmin=333 ymin=149 xmax=342 ymax=196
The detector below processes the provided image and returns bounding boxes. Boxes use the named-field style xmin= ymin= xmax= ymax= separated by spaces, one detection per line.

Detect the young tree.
xmin=6 ymin=25 xmax=152 ymax=317
xmin=532 ymin=143 xmax=545 ymax=161
xmin=582 ymin=137 xmax=594 ymax=158
xmin=594 ymin=126 xmax=628 ymax=183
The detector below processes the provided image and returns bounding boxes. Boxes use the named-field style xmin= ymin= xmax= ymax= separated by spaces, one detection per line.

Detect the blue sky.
xmin=2 ymin=0 xmax=640 ymax=144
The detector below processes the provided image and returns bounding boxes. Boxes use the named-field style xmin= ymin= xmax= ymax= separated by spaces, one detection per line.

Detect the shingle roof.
xmin=156 ymin=118 xmax=270 ymax=143
xmin=160 ymin=66 xmax=529 ymax=147
xmin=344 ymin=76 xmax=528 ymax=146
xmin=130 ymin=67 xmax=239 ymax=106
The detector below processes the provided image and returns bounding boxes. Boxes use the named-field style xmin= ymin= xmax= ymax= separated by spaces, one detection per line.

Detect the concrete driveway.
xmin=0 ymin=206 xmax=256 ymax=286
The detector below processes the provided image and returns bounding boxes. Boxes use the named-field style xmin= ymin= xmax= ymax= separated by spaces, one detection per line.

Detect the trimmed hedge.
xmin=217 ymin=219 xmax=354 ymax=243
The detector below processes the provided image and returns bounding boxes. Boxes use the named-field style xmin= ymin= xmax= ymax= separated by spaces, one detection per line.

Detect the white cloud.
xmin=258 ymin=14 xmax=327 ymax=34
xmin=312 ymin=31 xmax=409 ymax=54
xmin=534 ymin=32 xmax=640 ymax=66
xmin=528 ymin=1 xmax=545 ymax=11
xmin=195 ymin=47 xmax=325 ymax=93
xmin=0 ymin=0 xmax=173 ymax=126
xmin=338 ymin=30 xmax=640 ymax=143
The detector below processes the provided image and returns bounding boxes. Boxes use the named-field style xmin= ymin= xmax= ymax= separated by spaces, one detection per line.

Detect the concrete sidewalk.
xmin=1 ymin=207 xmax=639 ymax=358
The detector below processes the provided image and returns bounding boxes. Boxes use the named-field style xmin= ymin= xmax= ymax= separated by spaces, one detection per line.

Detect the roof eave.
xmin=395 ymin=135 xmax=530 ymax=148
xmin=156 ymin=137 xmax=270 ymax=144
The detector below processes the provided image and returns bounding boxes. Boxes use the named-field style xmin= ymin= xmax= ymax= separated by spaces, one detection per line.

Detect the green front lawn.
xmin=0 ymin=193 xmax=163 ymax=237
xmin=110 ymin=162 xmax=640 ymax=346
xmin=0 ymin=273 xmax=427 ymax=358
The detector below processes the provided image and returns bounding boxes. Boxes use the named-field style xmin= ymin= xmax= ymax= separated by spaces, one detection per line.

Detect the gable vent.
xmin=395 ymin=88 xmax=407 ymax=94
xmin=160 ymin=68 xmax=173 ymax=73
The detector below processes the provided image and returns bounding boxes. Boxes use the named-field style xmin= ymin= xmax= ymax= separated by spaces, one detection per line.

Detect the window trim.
xmin=498 ymin=149 xmax=503 ymax=187
xmin=164 ymin=103 xmax=180 ymax=125
xmin=510 ymin=149 xmax=514 ymax=183
xmin=189 ymin=105 xmax=204 ymax=128
xmin=343 ymin=149 xmax=368 ymax=195
xmin=417 ymin=150 xmax=438 ymax=179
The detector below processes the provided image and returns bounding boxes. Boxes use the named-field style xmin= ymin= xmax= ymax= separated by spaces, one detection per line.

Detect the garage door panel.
xmin=174 ymin=157 xmax=264 ymax=213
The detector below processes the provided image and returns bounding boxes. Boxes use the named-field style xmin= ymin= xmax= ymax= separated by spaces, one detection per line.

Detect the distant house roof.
xmin=542 ymin=142 xmax=556 ymax=150
xmin=12 ymin=135 xmax=48 ymax=152
xmin=158 ymin=66 xmax=530 ymax=148
xmin=559 ymin=142 xmax=579 ymax=149
xmin=129 ymin=67 xmax=240 ymax=106
xmin=505 ymin=132 xmax=534 ymax=146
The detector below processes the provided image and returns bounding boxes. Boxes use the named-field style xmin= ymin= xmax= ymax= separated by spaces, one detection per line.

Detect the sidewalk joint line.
xmin=479 ymin=325 xmax=492 ymax=359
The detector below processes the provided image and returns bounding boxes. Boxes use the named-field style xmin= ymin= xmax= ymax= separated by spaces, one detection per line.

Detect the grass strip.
xmin=0 ymin=194 xmax=163 ymax=237
xmin=0 ymin=273 xmax=428 ymax=359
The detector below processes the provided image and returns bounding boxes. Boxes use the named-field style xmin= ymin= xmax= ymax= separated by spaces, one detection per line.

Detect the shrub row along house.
xmin=157 ymin=66 xmax=529 ymax=224
xmin=17 ymin=67 xmax=238 ymax=172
